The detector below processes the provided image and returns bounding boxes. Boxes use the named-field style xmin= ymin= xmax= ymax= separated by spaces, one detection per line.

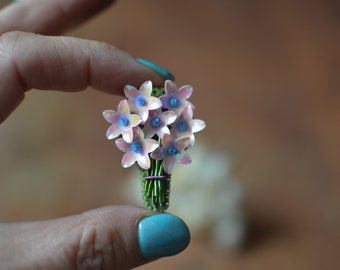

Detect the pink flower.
xmin=171 ymin=105 xmax=206 ymax=145
xmin=116 ymin=127 xmax=159 ymax=169
xmin=151 ymin=134 xmax=192 ymax=174
xmin=103 ymin=100 xmax=141 ymax=143
xmin=160 ymin=80 xmax=193 ymax=114
xmin=124 ymin=81 xmax=162 ymax=122
xmin=143 ymin=109 xmax=177 ymax=139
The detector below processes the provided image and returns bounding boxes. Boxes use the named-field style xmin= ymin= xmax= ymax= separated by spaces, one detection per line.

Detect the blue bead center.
xmin=151 ymin=117 xmax=162 ymax=128
xmin=119 ymin=115 xmax=130 ymax=127
xmin=167 ymin=146 xmax=178 ymax=156
xmin=178 ymin=121 xmax=188 ymax=132
xmin=131 ymin=142 xmax=143 ymax=154
xmin=136 ymin=96 xmax=147 ymax=106
xmin=169 ymin=97 xmax=180 ymax=108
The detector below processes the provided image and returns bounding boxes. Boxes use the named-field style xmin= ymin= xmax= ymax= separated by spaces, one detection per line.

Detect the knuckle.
xmin=0 ymin=31 xmax=24 ymax=57
xmin=0 ymin=31 xmax=28 ymax=92
xmin=75 ymin=216 xmax=126 ymax=270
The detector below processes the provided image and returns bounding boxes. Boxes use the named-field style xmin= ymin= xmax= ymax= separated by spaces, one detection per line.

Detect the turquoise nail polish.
xmin=136 ymin=58 xmax=175 ymax=80
xmin=138 ymin=214 xmax=190 ymax=258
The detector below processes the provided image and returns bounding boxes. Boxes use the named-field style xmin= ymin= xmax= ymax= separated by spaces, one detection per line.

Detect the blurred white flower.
xmin=123 ymin=141 xmax=245 ymax=251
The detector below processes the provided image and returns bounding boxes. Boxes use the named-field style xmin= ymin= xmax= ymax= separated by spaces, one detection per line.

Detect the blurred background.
xmin=1 ymin=0 xmax=340 ymax=269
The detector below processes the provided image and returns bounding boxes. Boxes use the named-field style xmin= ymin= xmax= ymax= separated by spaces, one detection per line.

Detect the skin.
xmin=3 ymin=1 xmax=338 ymax=270
xmin=0 ymin=0 xmax=165 ymax=269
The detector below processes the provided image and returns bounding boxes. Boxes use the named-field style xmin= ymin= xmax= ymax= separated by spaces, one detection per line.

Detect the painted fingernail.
xmin=138 ymin=213 xmax=190 ymax=258
xmin=136 ymin=58 xmax=175 ymax=80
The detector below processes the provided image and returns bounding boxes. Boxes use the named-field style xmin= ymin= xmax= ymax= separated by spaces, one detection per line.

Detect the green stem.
xmin=139 ymin=86 xmax=172 ymax=212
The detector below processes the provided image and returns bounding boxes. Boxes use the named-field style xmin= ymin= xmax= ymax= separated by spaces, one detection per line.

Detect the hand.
xmin=0 ymin=1 xmax=189 ymax=269
xmin=0 ymin=0 xmax=174 ymax=123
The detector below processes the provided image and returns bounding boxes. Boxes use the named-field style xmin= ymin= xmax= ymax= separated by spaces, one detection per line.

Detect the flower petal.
xmin=106 ymin=123 xmax=121 ymax=140
xmin=115 ymin=138 xmax=129 ymax=151
xmin=140 ymin=80 xmax=153 ymax=96
xmin=176 ymin=137 xmax=191 ymax=151
xmin=148 ymin=97 xmax=162 ymax=110
xmin=179 ymin=152 xmax=192 ymax=164
xmin=122 ymin=152 xmax=136 ymax=168
xmin=150 ymin=149 xmax=164 ymax=160
xmin=157 ymin=126 xmax=171 ymax=137
xmin=165 ymin=80 xmax=177 ymax=94
xmin=161 ymin=134 xmax=173 ymax=148
xmin=163 ymin=156 xmax=176 ymax=174
xmin=144 ymin=139 xmax=159 ymax=153
xmin=176 ymin=137 xmax=191 ymax=150
xmin=124 ymin=85 xmax=139 ymax=99
xmin=139 ymin=108 xmax=149 ymax=123
xmin=129 ymin=114 xmax=142 ymax=127
xmin=134 ymin=126 xmax=144 ymax=139
xmin=137 ymin=155 xmax=151 ymax=169
xmin=188 ymin=134 xmax=196 ymax=146
xmin=177 ymin=85 xmax=193 ymax=100
xmin=118 ymin=100 xmax=130 ymax=114
xmin=181 ymin=105 xmax=193 ymax=119
xmin=122 ymin=129 xmax=133 ymax=143
xmin=163 ymin=111 xmax=177 ymax=125
xmin=103 ymin=110 xmax=119 ymax=123
xmin=142 ymin=125 xmax=154 ymax=139
xmin=191 ymin=119 xmax=206 ymax=133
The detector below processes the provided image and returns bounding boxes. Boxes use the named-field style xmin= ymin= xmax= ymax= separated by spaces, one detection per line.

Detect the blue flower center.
xmin=136 ymin=96 xmax=147 ymax=107
xmin=169 ymin=97 xmax=180 ymax=108
xmin=167 ymin=146 xmax=178 ymax=156
xmin=151 ymin=117 xmax=162 ymax=128
xmin=131 ymin=142 xmax=143 ymax=154
xmin=178 ymin=121 xmax=188 ymax=132
xmin=119 ymin=115 xmax=130 ymax=127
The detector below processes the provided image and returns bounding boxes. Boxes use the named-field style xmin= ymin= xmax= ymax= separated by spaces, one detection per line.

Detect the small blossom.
xmin=103 ymin=100 xmax=141 ymax=143
xmin=151 ymin=134 xmax=192 ymax=174
xmin=160 ymin=80 xmax=193 ymax=114
xmin=116 ymin=127 xmax=159 ymax=169
xmin=143 ymin=109 xmax=177 ymax=139
xmin=124 ymin=80 xmax=162 ymax=122
xmin=171 ymin=105 xmax=206 ymax=145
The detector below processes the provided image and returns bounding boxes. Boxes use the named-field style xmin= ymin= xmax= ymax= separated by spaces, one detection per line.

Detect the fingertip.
xmin=138 ymin=213 xmax=191 ymax=259
xmin=0 ymin=33 xmax=172 ymax=122
xmin=78 ymin=206 xmax=190 ymax=268
xmin=84 ymin=47 xmax=168 ymax=94
xmin=136 ymin=58 xmax=175 ymax=81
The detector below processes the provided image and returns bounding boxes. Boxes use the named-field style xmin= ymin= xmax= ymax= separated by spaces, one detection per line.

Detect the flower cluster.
xmin=103 ymin=80 xmax=205 ymax=174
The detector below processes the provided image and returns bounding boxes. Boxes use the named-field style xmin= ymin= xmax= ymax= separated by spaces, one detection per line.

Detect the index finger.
xmin=0 ymin=0 xmax=115 ymax=35
xmin=0 ymin=31 xmax=168 ymax=123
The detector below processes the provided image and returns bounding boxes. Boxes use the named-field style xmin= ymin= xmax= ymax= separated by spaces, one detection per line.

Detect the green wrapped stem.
xmin=140 ymin=159 xmax=171 ymax=212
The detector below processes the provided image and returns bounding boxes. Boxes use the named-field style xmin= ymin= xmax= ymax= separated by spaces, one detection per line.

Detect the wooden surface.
xmin=0 ymin=1 xmax=339 ymax=269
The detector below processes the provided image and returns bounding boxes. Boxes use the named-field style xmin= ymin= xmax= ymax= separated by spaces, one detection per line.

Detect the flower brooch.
xmin=103 ymin=80 xmax=206 ymax=211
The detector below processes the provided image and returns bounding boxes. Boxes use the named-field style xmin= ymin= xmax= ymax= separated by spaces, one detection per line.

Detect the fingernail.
xmin=136 ymin=58 xmax=175 ymax=80
xmin=138 ymin=213 xmax=190 ymax=258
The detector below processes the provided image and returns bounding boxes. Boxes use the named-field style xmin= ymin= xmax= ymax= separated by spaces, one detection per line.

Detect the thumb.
xmin=0 ymin=205 xmax=190 ymax=270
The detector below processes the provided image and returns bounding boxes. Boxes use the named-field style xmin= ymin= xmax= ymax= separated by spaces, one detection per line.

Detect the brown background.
xmin=1 ymin=1 xmax=340 ymax=269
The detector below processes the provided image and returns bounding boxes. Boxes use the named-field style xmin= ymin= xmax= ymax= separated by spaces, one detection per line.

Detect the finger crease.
xmin=75 ymin=212 xmax=116 ymax=270
xmin=11 ymin=58 xmax=28 ymax=92
xmin=86 ymin=53 xmax=92 ymax=88
xmin=0 ymin=32 xmax=28 ymax=92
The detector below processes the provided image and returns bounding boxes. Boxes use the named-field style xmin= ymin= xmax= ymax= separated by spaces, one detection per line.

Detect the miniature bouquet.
xmin=103 ymin=80 xmax=205 ymax=212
